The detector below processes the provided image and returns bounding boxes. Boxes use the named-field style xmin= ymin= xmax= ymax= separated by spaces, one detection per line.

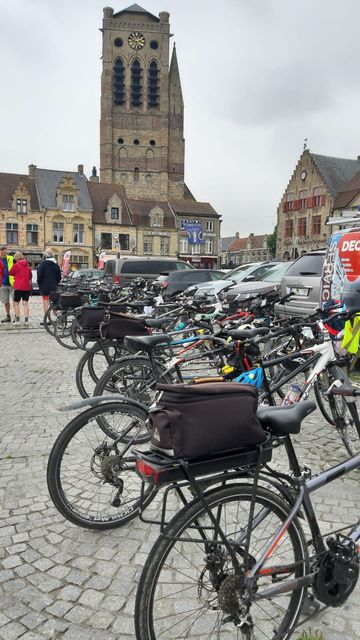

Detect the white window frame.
xmin=53 ymin=221 xmax=64 ymax=244
xmin=191 ymin=244 xmax=201 ymax=255
xmin=206 ymin=220 xmax=214 ymax=232
xmin=63 ymin=194 xmax=75 ymax=212
xmin=180 ymin=238 xmax=188 ymax=253
xmin=73 ymin=223 xmax=84 ymax=245
xmin=205 ymin=239 xmax=213 ymax=255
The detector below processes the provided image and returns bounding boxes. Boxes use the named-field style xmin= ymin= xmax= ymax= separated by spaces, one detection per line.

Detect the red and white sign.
xmin=338 ymin=233 xmax=360 ymax=282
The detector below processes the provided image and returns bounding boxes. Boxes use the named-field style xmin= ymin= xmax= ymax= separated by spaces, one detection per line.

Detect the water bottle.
xmin=281 ymin=383 xmax=302 ymax=406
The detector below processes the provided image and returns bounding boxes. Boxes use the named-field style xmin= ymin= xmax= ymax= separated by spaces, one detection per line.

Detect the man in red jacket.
xmin=9 ymin=251 xmax=32 ymax=325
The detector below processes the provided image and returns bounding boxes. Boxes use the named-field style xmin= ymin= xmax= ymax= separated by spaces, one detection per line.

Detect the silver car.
xmin=274 ymin=250 xmax=325 ymax=318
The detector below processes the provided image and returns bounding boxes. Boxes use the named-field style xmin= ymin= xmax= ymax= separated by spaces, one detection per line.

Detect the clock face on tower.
xmin=128 ymin=32 xmax=145 ymax=50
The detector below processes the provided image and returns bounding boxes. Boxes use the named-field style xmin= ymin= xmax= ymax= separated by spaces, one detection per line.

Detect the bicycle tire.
xmin=47 ymin=401 xmax=156 ymax=530
xmin=332 ymin=395 xmax=360 ymax=456
xmin=43 ymin=306 xmax=58 ymax=337
xmin=135 ymin=483 xmax=307 ymax=640
xmin=94 ymin=355 xmax=175 ymax=406
xmin=314 ymin=371 xmax=335 ymax=425
xmin=54 ymin=311 xmax=78 ymax=350
xmin=75 ymin=340 xmax=128 ymax=398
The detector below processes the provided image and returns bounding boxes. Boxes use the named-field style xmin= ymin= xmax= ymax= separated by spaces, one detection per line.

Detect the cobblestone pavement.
xmin=0 ymin=325 xmax=360 ymax=639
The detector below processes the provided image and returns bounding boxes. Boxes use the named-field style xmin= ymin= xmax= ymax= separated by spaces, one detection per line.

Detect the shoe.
xmin=39 ymin=321 xmax=44 ymax=326
xmin=13 ymin=317 xmax=20 ymax=325
xmin=1 ymin=316 xmax=11 ymax=323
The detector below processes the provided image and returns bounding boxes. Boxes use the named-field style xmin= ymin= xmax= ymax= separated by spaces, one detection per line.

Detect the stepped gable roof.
xmin=126 ymin=199 xmax=176 ymax=229
xmin=333 ymin=169 xmax=360 ymax=209
xmin=87 ymin=181 xmax=129 ymax=224
xmin=0 ymin=172 xmax=40 ymax=210
xmin=251 ymin=233 xmax=267 ymax=249
xmin=113 ymin=4 xmax=159 ymax=21
xmin=170 ymin=201 xmax=219 ymax=217
xmin=310 ymin=153 xmax=360 ymax=197
xmin=220 ymin=236 xmax=236 ymax=252
xmin=35 ymin=168 xmax=92 ymax=211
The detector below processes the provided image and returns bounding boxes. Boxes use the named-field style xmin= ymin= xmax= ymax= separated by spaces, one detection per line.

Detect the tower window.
xmin=114 ymin=37 xmax=123 ymax=47
xmin=149 ymin=139 xmax=156 ymax=146
xmin=131 ymin=59 xmax=142 ymax=107
xmin=150 ymin=40 xmax=158 ymax=49
xmin=118 ymin=137 xmax=124 ymax=144
xmin=148 ymin=61 xmax=159 ymax=107
xmin=134 ymin=167 xmax=139 ymax=182
xmin=113 ymin=58 xmax=125 ymax=105
xmin=134 ymin=139 xmax=140 ymax=145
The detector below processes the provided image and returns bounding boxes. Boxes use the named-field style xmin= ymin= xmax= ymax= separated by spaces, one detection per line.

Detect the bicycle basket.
xmin=59 ymin=292 xmax=83 ymax=308
xmin=48 ymin=291 xmax=61 ymax=305
xmin=77 ymin=306 xmax=105 ymax=329
xmin=100 ymin=313 xmax=149 ymax=339
xmin=149 ymin=382 xmax=266 ymax=459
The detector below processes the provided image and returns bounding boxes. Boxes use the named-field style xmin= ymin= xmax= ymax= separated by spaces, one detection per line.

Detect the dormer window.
xmin=149 ymin=207 xmax=164 ymax=227
xmin=16 ymin=198 xmax=27 ymax=214
xmin=111 ymin=207 xmax=119 ymax=220
xmin=63 ymin=194 xmax=74 ymax=212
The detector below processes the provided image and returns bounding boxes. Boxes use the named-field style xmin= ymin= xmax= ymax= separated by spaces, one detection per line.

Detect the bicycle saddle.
xmin=257 ymin=401 xmax=316 ymax=435
xmin=226 ymin=327 xmax=270 ymax=340
xmin=124 ymin=333 xmax=172 ymax=353
xmin=145 ymin=317 xmax=176 ymax=329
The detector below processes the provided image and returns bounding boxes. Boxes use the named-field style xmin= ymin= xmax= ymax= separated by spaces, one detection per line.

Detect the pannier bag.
xmin=149 ymin=382 xmax=266 ymax=459
xmin=100 ymin=312 xmax=149 ymax=339
xmin=59 ymin=292 xmax=83 ymax=308
xmin=78 ymin=306 xmax=105 ymax=329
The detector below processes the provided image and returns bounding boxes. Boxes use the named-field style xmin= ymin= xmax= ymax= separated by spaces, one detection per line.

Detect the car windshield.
xmin=261 ymin=262 xmax=292 ymax=282
xmin=225 ymin=264 xmax=266 ymax=283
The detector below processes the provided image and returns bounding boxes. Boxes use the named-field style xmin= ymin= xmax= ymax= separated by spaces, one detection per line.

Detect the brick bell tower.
xmin=100 ymin=4 xmax=185 ymax=200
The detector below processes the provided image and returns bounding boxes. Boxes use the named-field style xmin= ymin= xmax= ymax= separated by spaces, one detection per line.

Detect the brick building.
xmin=220 ymin=232 xmax=270 ymax=268
xmin=276 ymin=149 xmax=360 ymax=260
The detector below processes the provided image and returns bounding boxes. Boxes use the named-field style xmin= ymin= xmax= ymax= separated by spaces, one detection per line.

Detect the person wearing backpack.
xmin=0 ymin=245 xmax=14 ymax=323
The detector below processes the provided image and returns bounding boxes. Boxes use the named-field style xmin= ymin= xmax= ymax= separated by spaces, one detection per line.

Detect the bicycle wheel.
xmin=314 ymin=370 xmax=335 ymax=425
xmin=47 ymin=402 xmax=155 ymax=530
xmin=75 ymin=340 xmax=130 ymax=398
xmin=43 ymin=306 xmax=58 ymax=337
xmin=135 ymin=484 xmax=307 ymax=640
xmin=94 ymin=355 xmax=174 ymax=406
xmin=54 ymin=311 xmax=78 ymax=350
xmin=331 ymin=395 xmax=360 ymax=456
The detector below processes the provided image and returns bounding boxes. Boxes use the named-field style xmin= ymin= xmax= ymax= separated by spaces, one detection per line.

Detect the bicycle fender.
xmin=57 ymin=395 xmax=149 ymax=413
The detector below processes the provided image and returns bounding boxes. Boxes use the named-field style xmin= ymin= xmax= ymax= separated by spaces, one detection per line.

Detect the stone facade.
xmin=221 ymin=232 xmax=270 ymax=268
xmin=0 ymin=168 xmax=44 ymax=267
xmin=100 ymin=5 xmax=185 ymax=201
xmin=276 ymin=150 xmax=360 ymax=260
xmin=172 ymin=202 xmax=221 ymax=268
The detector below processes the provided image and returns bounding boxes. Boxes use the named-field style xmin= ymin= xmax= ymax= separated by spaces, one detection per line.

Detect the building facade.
xmin=221 ymin=232 xmax=270 ymax=268
xmin=0 ymin=168 xmax=44 ymax=267
xmin=276 ymin=150 xmax=360 ymax=260
xmin=100 ymin=4 xmax=186 ymax=202
xmin=36 ymin=166 xmax=94 ymax=269
xmin=172 ymin=202 xmax=221 ymax=268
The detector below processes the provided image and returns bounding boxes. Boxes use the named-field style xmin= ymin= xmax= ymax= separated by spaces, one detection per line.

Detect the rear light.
xmin=161 ymin=281 xmax=169 ymax=288
xmin=114 ymin=275 xmax=120 ymax=284
xmin=136 ymin=459 xmax=161 ymax=484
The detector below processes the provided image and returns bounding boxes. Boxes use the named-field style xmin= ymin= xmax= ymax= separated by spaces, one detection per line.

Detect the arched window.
xmin=134 ymin=167 xmax=139 ymax=182
xmin=131 ymin=59 xmax=142 ymax=107
xmin=148 ymin=61 xmax=159 ymax=107
xmin=113 ymin=58 xmax=125 ymax=105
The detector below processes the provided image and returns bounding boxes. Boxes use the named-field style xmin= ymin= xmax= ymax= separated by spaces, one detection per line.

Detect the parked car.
xmin=105 ymin=257 xmax=194 ymax=284
xmin=65 ymin=268 xmax=105 ymax=282
xmin=192 ymin=261 xmax=281 ymax=297
xmin=223 ymin=261 xmax=293 ymax=307
xmin=274 ymin=250 xmax=326 ymax=318
xmin=156 ymin=269 xmax=225 ymax=297
xmin=31 ymin=269 xmax=39 ymax=294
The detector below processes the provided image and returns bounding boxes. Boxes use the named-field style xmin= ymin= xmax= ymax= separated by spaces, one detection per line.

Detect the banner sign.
xmin=321 ymin=228 xmax=360 ymax=308
xmin=183 ymin=223 xmax=204 ymax=245
xmin=61 ymin=250 xmax=71 ymax=276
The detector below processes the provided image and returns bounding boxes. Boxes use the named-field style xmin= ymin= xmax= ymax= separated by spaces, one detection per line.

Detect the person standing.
xmin=37 ymin=249 xmax=62 ymax=315
xmin=0 ymin=245 xmax=14 ymax=323
xmin=9 ymin=252 xmax=32 ymax=325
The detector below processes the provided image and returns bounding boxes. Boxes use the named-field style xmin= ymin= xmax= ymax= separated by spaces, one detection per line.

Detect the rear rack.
xmin=134 ymin=439 xmax=273 ymax=486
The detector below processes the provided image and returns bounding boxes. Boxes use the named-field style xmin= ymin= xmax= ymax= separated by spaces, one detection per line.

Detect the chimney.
xmin=28 ymin=164 xmax=36 ymax=178
xmin=159 ymin=11 xmax=170 ymax=23
xmin=89 ymin=166 xmax=99 ymax=183
xmin=235 ymin=231 xmax=240 ymax=239
xmin=78 ymin=164 xmax=84 ymax=175
xmin=103 ymin=7 xmax=114 ymax=18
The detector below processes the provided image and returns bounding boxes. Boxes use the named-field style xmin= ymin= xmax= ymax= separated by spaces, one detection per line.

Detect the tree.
xmin=267 ymin=225 xmax=277 ymax=257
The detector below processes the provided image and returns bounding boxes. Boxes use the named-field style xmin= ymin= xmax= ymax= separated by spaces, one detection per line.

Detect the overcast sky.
xmin=2 ymin=0 xmax=360 ymax=237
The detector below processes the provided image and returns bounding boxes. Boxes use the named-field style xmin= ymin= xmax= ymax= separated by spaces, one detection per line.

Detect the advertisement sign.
xmin=183 ymin=223 xmax=204 ymax=245
xmin=321 ymin=228 xmax=360 ymax=308
xmin=97 ymin=251 xmax=107 ymax=269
